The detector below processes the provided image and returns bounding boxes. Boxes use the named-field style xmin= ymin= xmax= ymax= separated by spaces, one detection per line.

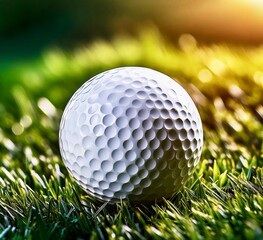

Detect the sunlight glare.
xmin=245 ymin=0 xmax=263 ymax=5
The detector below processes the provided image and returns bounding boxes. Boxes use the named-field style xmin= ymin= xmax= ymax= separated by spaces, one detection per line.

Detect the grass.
xmin=0 ymin=30 xmax=262 ymax=239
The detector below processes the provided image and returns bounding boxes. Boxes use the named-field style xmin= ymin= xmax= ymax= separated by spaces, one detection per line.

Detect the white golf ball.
xmin=59 ymin=67 xmax=203 ymax=203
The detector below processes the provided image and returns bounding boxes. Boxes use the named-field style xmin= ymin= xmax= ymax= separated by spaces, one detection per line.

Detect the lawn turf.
xmin=0 ymin=31 xmax=262 ymax=239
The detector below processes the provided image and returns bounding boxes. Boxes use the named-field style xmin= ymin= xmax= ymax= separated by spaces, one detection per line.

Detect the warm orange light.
xmin=246 ymin=0 xmax=263 ymax=5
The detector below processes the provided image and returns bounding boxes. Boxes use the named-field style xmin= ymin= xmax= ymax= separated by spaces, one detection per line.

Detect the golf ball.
xmin=59 ymin=67 xmax=203 ymax=203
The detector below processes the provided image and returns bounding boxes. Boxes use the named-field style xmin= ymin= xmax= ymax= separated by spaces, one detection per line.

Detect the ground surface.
xmin=0 ymin=31 xmax=262 ymax=239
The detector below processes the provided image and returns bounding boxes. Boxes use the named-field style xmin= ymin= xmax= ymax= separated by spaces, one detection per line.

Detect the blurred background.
xmin=2 ymin=0 xmax=263 ymax=66
xmin=0 ymin=0 xmax=263 ymax=121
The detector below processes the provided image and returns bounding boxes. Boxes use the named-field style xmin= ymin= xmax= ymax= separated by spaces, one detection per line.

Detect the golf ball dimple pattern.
xmin=59 ymin=67 xmax=203 ymax=203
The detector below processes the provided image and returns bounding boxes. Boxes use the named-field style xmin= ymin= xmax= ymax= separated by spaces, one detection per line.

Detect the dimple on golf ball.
xmin=59 ymin=67 xmax=203 ymax=203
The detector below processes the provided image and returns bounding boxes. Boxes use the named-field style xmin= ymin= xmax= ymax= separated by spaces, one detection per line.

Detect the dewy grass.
xmin=0 ymin=30 xmax=262 ymax=239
